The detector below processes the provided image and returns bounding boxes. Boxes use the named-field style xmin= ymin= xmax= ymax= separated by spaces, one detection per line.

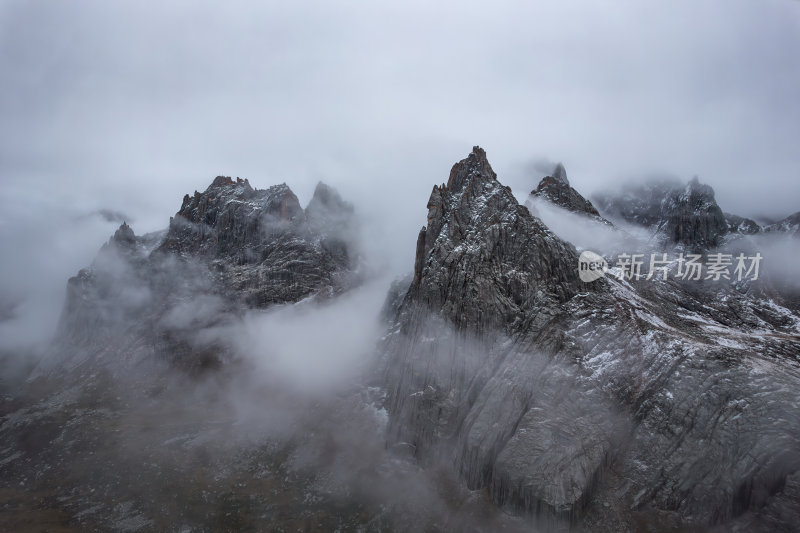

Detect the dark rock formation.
xmin=551 ymin=162 xmax=569 ymax=185
xmin=305 ymin=181 xmax=359 ymax=268
xmin=527 ymin=163 xmax=613 ymax=225
xmin=409 ymin=146 xmax=582 ymax=335
xmin=664 ymin=177 xmax=729 ymax=249
xmin=379 ymin=273 xmax=412 ymax=324
xmin=383 ymin=147 xmax=615 ymax=519
xmin=157 ymin=176 xmax=356 ymax=307
xmin=48 ymin=176 xmax=360 ymax=374
xmin=112 ymin=221 xmax=136 ymax=245
xmin=592 ymin=176 xmax=731 ymax=250
xmin=766 ymin=211 xmax=800 ymax=237
xmin=381 ymin=147 xmax=800 ymax=531
xmin=725 ymin=212 xmax=762 ymax=235
xmin=7 ymin=153 xmax=800 ymax=533
xmin=56 ymin=223 xmax=166 ymax=351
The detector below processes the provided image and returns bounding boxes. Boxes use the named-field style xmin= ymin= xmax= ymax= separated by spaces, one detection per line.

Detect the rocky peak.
xmin=724 ymin=212 xmax=761 ymax=235
xmin=383 ymin=150 xmax=800 ymax=531
xmin=211 ymin=175 xmax=234 ymax=188
xmin=112 ymin=221 xmax=136 ymax=246
xmin=151 ymin=175 xmax=362 ymax=308
xmin=97 ymin=221 xmax=143 ymax=258
xmin=163 ymin=177 xmax=307 ymax=260
xmin=209 ymin=175 xmax=252 ymax=190
xmin=305 ymin=182 xmax=358 ymax=268
xmin=262 ymin=183 xmax=304 ymax=222
xmin=664 ymin=176 xmax=728 ymax=249
xmin=592 ymin=176 xmax=730 ymax=249
xmin=177 ymin=177 xmax=293 ymax=227
xmin=383 ymin=149 xmax=606 ymax=518
xmin=54 ymin=173 xmax=364 ymax=372
xmin=407 ymin=146 xmax=582 ymax=336
xmin=766 ymin=211 xmax=800 ymax=237
xmin=683 ymin=175 xmax=717 ymax=207
xmin=444 ymin=145 xmax=497 ymax=193
xmin=528 ymin=163 xmax=610 ymax=223
xmin=307 ymin=182 xmax=350 ymax=211
xmin=552 ymin=162 xmax=569 ymax=185
xmin=305 ymin=182 xmax=354 ymax=230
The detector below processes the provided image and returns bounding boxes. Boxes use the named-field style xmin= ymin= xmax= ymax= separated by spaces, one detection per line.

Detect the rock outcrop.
xmin=8 ymin=152 xmax=800 ymax=533
xmin=592 ymin=176 xmax=732 ymax=250
xmin=305 ymin=181 xmax=359 ymax=268
xmin=725 ymin=212 xmax=762 ymax=235
xmin=527 ymin=163 xmax=611 ymax=224
xmin=381 ymin=147 xmax=800 ymax=531
xmin=383 ymin=147 xmax=615 ymax=519
xmin=157 ymin=177 xmax=356 ymax=307
xmin=766 ymin=211 xmax=800 ymax=237
xmin=408 ymin=147 xmax=582 ymax=334
xmin=49 ymin=176 xmax=360 ymax=374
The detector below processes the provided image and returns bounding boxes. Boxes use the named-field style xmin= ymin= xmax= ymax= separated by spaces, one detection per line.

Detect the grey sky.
xmin=1 ymin=0 xmax=799 ymax=348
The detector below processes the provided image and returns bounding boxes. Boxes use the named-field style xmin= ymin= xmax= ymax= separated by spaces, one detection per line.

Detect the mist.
xmin=524 ymin=196 xmax=654 ymax=256
xmin=1 ymin=1 xmax=799 ymax=531
xmin=230 ymin=277 xmax=388 ymax=393
xmin=2 ymin=0 xmax=800 ymax=355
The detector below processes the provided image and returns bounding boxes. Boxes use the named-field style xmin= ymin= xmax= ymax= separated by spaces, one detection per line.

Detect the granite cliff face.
xmin=381 ymin=148 xmax=800 ymax=531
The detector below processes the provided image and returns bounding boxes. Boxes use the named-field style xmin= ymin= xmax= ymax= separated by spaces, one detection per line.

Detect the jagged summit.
xmin=112 ymin=221 xmax=136 ymax=245
xmin=209 ymin=175 xmax=251 ymax=189
xmin=384 ymin=147 xmax=612 ymax=518
xmin=306 ymin=181 xmax=359 ymax=268
xmin=164 ymin=177 xmax=305 ymax=260
xmin=381 ymin=148 xmax=800 ymax=531
xmin=767 ymin=211 xmax=800 ymax=237
xmin=51 ymin=174 xmax=363 ymax=371
xmin=725 ymin=212 xmax=761 ymax=235
xmin=528 ymin=163 xmax=610 ymax=223
xmin=306 ymin=181 xmax=354 ymax=221
xmin=592 ymin=175 xmax=731 ymax=249
xmin=666 ymin=176 xmax=728 ymax=248
xmin=442 ymin=145 xmax=497 ymax=193
xmin=684 ymin=175 xmax=716 ymax=204
xmin=155 ymin=176 xmax=358 ymax=306
xmin=407 ymin=145 xmax=583 ymax=334
xmin=552 ymin=162 xmax=569 ymax=185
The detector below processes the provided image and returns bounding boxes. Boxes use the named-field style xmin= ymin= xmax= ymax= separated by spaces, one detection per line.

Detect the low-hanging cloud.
xmin=2 ymin=0 xmax=800 ymax=354
xmin=229 ymin=277 xmax=389 ymax=393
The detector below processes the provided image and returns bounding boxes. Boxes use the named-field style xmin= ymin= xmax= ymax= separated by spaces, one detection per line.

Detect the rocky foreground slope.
xmin=380 ymin=147 xmax=800 ymax=532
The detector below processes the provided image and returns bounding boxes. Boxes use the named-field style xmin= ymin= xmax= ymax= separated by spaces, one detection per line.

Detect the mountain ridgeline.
xmin=49 ymin=176 xmax=360 ymax=375
xmin=380 ymin=148 xmax=800 ymax=531
xmin=3 ymin=149 xmax=799 ymax=532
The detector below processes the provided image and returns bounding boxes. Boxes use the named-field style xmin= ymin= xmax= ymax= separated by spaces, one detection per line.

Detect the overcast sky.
xmin=1 ymin=0 xmax=799 ymax=348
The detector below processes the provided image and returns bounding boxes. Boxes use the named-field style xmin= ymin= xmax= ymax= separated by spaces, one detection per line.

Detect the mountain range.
xmin=1 ymin=147 xmax=798 ymax=532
